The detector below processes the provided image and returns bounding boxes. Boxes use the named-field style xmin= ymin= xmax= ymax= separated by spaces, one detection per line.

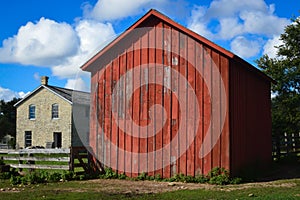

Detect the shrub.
xmin=48 ymin=172 xmax=61 ymax=182
xmin=26 ymin=172 xmax=40 ymax=184
xmin=137 ymin=172 xmax=148 ymax=181
xmin=39 ymin=170 xmax=49 ymax=182
xmin=61 ymin=171 xmax=75 ymax=181
xmin=0 ymin=172 xmax=11 ymax=179
xmin=194 ymin=174 xmax=208 ymax=183
xmin=207 ymin=167 xmax=228 ymax=185
xmin=118 ymin=173 xmax=127 ymax=180
xmin=10 ymin=176 xmax=21 ymax=185
xmin=99 ymin=168 xmax=118 ymax=179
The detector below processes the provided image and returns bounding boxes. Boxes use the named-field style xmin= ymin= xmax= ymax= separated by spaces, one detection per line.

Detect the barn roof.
xmin=14 ymin=85 xmax=90 ymax=107
xmin=81 ymin=9 xmax=273 ymax=83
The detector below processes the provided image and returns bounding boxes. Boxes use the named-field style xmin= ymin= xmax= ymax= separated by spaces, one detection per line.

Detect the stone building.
xmin=14 ymin=76 xmax=90 ymax=149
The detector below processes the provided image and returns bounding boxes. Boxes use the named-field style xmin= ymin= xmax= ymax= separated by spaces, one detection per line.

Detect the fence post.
xmin=275 ymin=133 xmax=281 ymax=160
xmin=69 ymin=147 xmax=74 ymax=171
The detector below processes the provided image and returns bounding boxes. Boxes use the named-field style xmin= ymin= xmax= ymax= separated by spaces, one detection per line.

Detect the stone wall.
xmin=16 ymin=87 xmax=72 ymax=149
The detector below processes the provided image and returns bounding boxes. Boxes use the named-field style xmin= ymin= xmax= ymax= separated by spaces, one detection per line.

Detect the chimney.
xmin=41 ymin=76 xmax=49 ymax=85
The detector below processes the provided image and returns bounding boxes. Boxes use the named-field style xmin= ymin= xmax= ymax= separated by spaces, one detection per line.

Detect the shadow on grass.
xmin=240 ymin=154 xmax=300 ymax=182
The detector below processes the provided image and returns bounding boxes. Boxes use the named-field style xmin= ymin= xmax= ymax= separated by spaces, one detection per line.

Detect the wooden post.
xmin=69 ymin=147 xmax=74 ymax=171
xmin=275 ymin=133 xmax=281 ymax=160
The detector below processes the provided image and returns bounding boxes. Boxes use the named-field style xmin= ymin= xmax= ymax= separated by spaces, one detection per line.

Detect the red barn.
xmin=81 ymin=9 xmax=273 ymax=177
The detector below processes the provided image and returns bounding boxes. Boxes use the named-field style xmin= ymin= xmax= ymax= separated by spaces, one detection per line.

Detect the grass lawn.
xmin=0 ymin=178 xmax=299 ymax=200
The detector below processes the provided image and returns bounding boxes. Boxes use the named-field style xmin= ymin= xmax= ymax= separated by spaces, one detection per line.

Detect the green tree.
xmin=256 ymin=17 xmax=300 ymax=137
xmin=0 ymin=98 xmax=20 ymax=140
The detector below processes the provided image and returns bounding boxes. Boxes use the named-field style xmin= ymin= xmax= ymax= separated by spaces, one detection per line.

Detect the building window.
xmin=29 ymin=105 xmax=35 ymax=119
xmin=52 ymin=104 xmax=59 ymax=119
xmin=25 ymin=131 xmax=32 ymax=147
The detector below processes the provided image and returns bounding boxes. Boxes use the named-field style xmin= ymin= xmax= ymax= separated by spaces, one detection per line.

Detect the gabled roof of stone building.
xmin=14 ymin=85 xmax=90 ymax=107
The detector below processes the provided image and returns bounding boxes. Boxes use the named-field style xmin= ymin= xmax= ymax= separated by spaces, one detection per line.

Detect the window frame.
xmin=29 ymin=104 xmax=36 ymax=120
xmin=51 ymin=103 xmax=59 ymax=119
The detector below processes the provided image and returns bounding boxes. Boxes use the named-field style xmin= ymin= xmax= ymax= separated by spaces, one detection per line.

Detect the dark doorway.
xmin=25 ymin=131 xmax=32 ymax=147
xmin=53 ymin=132 xmax=62 ymax=148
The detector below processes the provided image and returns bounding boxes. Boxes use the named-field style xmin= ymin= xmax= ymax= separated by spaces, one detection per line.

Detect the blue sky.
xmin=0 ymin=0 xmax=299 ymax=101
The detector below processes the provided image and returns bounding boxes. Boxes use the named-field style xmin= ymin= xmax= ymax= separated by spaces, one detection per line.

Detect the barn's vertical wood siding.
xmin=89 ymin=20 xmax=231 ymax=178
xmin=85 ymin=10 xmax=272 ymax=178
xmin=229 ymin=60 xmax=272 ymax=176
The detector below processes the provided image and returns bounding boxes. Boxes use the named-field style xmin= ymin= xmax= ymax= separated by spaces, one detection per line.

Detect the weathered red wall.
xmin=89 ymin=19 xmax=231 ymax=178
xmin=86 ymin=12 xmax=272 ymax=178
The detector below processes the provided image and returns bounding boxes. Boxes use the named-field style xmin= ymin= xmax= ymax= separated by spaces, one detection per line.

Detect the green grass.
xmin=0 ymin=178 xmax=299 ymax=200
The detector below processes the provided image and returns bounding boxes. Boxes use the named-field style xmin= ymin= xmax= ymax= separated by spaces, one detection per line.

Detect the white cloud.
xmin=205 ymin=0 xmax=268 ymax=19
xmin=0 ymin=18 xmax=80 ymax=66
xmin=188 ymin=0 xmax=290 ymax=59
xmin=0 ymin=17 xmax=116 ymax=80
xmin=0 ymin=86 xmax=29 ymax=101
xmin=52 ymin=19 xmax=116 ymax=79
xmin=241 ymin=10 xmax=290 ymax=36
xmin=230 ymin=36 xmax=261 ymax=58
xmin=64 ymin=77 xmax=89 ymax=92
xmin=84 ymin=0 xmax=162 ymax=21
xmin=83 ymin=0 xmax=192 ymax=22
xmin=76 ymin=20 xmax=115 ymax=54
xmin=218 ymin=17 xmax=244 ymax=40
xmin=263 ymin=35 xmax=282 ymax=58
xmin=188 ymin=6 xmax=214 ymax=39
xmin=189 ymin=0 xmax=290 ymax=40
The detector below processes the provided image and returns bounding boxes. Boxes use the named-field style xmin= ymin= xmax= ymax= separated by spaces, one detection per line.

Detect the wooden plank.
xmin=178 ymin=32 xmax=187 ymax=175
xmin=162 ymin=23 xmax=171 ymax=178
xmin=98 ymin=67 xmax=106 ymax=167
xmin=10 ymin=164 xmax=69 ymax=170
xmin=155 ymin=22 xmax=163 ymax=177
xmin=90 ymin=72 xmax=98 ymax=155
xmin=186 ymin=36 xmax=196 ymax=176
xmin=104 ymin=62 xmax=112 ymax=169
xmin=195 ymin=42 xmax=204 ymax=175
xmin=0 ymin=150 xmax=10 ymax=154
xmin=111 ymin=55 xmax=119 ymax=171
xmin=203 ymin=46 xmax=212 ymax=175
xmin=170 ymin=27 xmax=179 ymax=177
xmin=118 ymin=53 xmax=127 ymax=174
xmin=139 ymin=31 xmax=149 ymax=173
xmin=220 ymin=55 xmax=230 ymax=170
xmin=147 ymin=26 xmax=156 ymax=176
xmin=125 ymin=45 xmax=134 ymax=177
xmin=1 ymin=156 xmax=70 ymax=162
xmin=132 ymin=37 xmax=141 ymax=177
xmin=211 ymin=50 xmax=221 ymax=169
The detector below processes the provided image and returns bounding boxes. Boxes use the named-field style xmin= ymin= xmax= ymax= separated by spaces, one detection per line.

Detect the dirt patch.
xmin=77 ymin=179 xmax=215 ymax=194
xmin=61 ymin=178 xmax=299 ymax=195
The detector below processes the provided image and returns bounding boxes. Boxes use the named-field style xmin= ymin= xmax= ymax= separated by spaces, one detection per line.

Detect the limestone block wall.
xmin=16 ymin=88 xmax=72 ymax=148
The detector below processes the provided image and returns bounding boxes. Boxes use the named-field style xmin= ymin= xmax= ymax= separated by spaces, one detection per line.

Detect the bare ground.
xmin=65 ymin=178 xmax=299 ymax=195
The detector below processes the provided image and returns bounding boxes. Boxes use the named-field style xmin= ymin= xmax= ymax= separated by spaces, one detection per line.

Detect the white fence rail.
xmin=0 ymin=148 xmax=71 ymax=170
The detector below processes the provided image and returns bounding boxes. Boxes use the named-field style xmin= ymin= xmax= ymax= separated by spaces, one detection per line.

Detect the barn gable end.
xmin=82 ymin=9 xmax=272 ymax=177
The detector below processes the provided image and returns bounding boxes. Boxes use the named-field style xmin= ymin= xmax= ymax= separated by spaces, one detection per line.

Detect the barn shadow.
xmin=241 ymin=154 xmax=300 ymax=182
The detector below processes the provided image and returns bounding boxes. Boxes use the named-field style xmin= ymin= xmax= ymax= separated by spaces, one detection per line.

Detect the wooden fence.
xmin=272 ymin=132 xmax=300 ymax=160
xmin=0 ymin=146 xmax=93 ymax=173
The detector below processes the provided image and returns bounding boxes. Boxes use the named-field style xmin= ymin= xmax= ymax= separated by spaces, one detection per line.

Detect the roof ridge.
xmin=46 ymin=85 xmax=90 ymax=94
